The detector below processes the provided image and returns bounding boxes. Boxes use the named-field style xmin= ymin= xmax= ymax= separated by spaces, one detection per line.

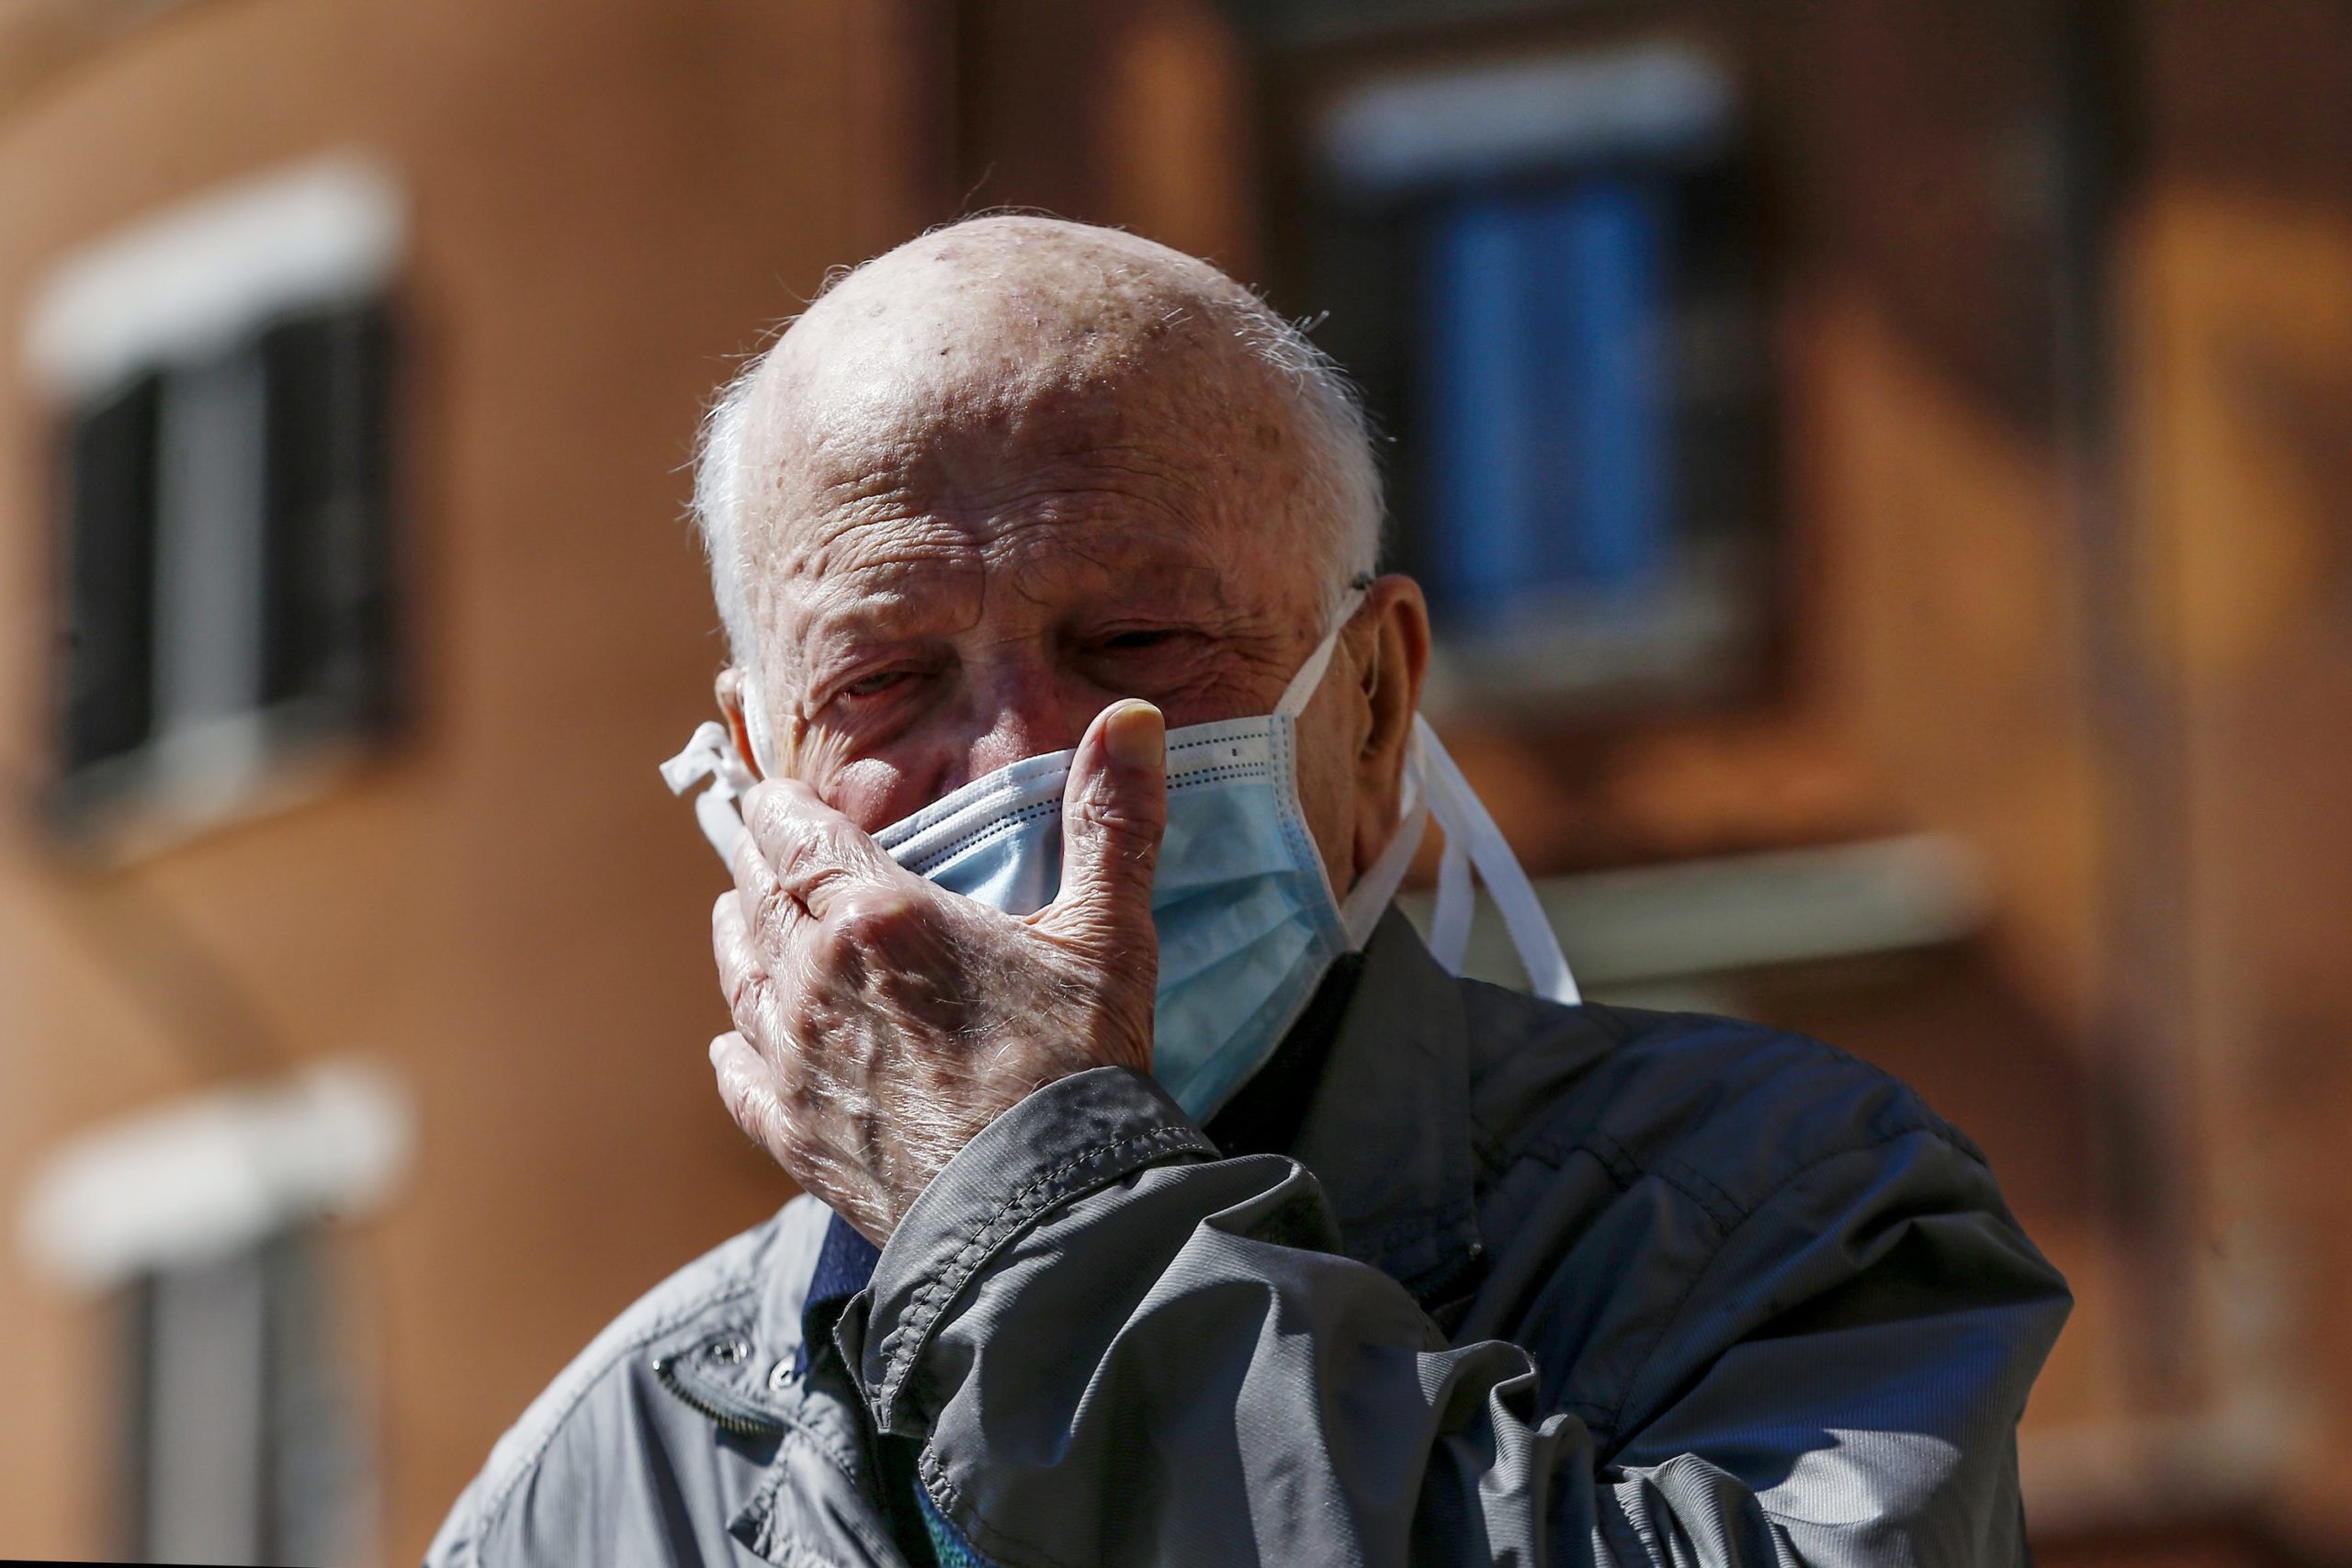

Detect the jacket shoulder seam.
xmin=1600 ymin=1118 xmax=1970 ymax=1447
xmin=1510 ymin=1022 xmax=1976 ymax=1225
xmin=1611 ymin=1128 xmax=1747 ymax=1235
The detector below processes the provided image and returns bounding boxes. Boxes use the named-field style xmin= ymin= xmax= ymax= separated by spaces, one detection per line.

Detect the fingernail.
xmin=1106 ymin=701 xmax=1164 ymax=769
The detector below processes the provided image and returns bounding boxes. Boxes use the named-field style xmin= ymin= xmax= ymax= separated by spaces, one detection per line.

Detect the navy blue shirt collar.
xmin=795 ymin=1211 xmax=881 ymax=1377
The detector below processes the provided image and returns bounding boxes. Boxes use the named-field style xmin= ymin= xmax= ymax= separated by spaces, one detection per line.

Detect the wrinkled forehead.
xmin=746 ymin=410 xmax=1317 ymax=673
xmin=734 ymin=269 xmax=1328 ymax=624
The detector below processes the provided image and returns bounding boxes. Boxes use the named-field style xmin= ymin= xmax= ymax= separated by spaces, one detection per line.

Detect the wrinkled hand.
xmin=709 ymin=700 xmax=1168 ymax=1244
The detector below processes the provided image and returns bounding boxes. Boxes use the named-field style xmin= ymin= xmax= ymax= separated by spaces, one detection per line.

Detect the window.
xmin=28 ymin=156 xmax=403 ymax=833
xmin=19 ymin=1060 xmax=410 ymax=1567
xmin=1295 ymin=44 xmax=1774 ymax=711
xmin=123 ymin=1229 xmax=354 ymax=1567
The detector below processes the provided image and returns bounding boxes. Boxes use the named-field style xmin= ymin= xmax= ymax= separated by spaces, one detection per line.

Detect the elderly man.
xmin=428 ymin=218 xmax=2067 ymax=1567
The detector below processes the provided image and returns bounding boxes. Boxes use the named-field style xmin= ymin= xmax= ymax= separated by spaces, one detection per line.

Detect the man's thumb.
xmin=1049 ymin=700 xmax=1167 ymax=949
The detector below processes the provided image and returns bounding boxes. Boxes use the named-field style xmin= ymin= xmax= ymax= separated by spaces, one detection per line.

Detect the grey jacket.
xmin=426 ymin=912 xmax=2069 ymax=1566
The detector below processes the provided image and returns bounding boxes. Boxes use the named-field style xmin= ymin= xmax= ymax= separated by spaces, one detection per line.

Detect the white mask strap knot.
xmin=660 ymin=720 xmax=756 ymax=863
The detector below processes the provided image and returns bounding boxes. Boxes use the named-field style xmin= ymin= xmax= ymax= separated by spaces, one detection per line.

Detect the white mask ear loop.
xmin=1414 ymin=716 xmax=1579 ymax=1006
xmin=1279 ymin=581 xmax=1425 ymax=950
xmin=1274 ymin=582 xmax=1373 ymax=719
xmin=1429 ymin=818 xmax=1475 ymax=972
xmin=1339 ymin=786 xmax=1428 ymax=949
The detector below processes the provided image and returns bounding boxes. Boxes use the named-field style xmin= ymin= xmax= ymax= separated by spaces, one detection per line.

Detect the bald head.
xmin=693 ymin=217 xmax=1380 ymax=679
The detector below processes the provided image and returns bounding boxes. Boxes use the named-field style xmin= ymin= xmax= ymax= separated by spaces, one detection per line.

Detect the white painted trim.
xmin=18 ymin=1057 xmax=415 ymax=1292
xmin=23 ymin=152 xmax=404 ymax=402
xmin=1320 ymin=44 xmax=1736 ymax=196
xmin=1400 ymin=833 xmax=1990 ymax=990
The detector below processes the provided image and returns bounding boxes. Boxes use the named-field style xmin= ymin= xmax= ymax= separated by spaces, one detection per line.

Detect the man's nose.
xmin=956 ymin=660 xmax=1100 ymax=785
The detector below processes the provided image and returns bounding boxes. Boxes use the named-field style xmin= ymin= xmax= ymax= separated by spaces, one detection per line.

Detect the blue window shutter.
xmin=1421 ymin=190 xmax=1536 ymax=616
xmin=1420 ymin=175 xmax=1673 ymax=628
xmin=1543 ymin=176 xmax=1669 ymax=599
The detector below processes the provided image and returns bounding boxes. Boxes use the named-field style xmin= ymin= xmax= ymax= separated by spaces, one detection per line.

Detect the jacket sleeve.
xmin=832 ymin=1065 xmax=2072 ymax=1567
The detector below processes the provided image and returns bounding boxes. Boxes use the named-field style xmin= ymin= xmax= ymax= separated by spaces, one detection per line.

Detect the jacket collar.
xmin=1272 ymin=907 xmax=1484 ymax=1301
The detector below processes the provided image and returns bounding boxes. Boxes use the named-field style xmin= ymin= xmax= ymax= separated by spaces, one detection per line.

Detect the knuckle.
xmin=1065 ymin=792 xmax=1148 ymax=836
xmin=766 ymin=827 xmax=815 ymax=888
xmin=744 ymin=778 xmax=792 ymax=833
xmin=1068 ymin=795 xmax=1163 ymax=857
xmin=820 ymin=886 xmax=918 ymax=962
xmin=781 ymin=840 xmax=865 ymax=916
xmin=1064 ymin=811 xmax=1161 ymax=901
xmin=723 ymin=961 xmax=771 ymax=1022
xmin=751 ymin=787 xmax=818 ymax=866
xmin=717 ymin=1057 xmax=776 ymax=1134
xmin=831 ymin=884 xmax=911 ymax=936
xmin=750 ymin=881 xmax=797 ymax=948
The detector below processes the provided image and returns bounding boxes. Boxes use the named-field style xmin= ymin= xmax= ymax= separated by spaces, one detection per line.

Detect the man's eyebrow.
xmin=1006 ymin=553 xmax=1228 ymax=615
xmin=774 ymin=572 xmax=970 ymax=673
xmin=787 ymin=549 xmax=981 ymax=620
xmin=793 ymin=597 xmax=964 ymax=660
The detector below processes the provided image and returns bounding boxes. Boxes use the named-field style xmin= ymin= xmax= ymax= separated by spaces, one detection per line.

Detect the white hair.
xmin=687 ymin=244 xmax=1385 ymax=684
xmin=690 ymin=362 xmax=765 ymax=672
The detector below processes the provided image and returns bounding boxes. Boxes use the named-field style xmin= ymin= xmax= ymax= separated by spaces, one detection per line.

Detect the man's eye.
xmin=1102 ymin=629 xmax=1178 ymax=651
xmin=842 ymin=669 xmax=915 ymax=698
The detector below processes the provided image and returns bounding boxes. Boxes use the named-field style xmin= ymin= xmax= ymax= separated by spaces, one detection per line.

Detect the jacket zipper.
xmin=652 ymin=1349 xmax=787 ymax=1438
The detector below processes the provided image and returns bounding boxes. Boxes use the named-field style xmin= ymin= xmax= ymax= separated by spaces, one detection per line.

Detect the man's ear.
xmin=715 ymin=666 xmax=763 ymax=779
xmin=1351 ymin=575 xmax=1431 ymax=871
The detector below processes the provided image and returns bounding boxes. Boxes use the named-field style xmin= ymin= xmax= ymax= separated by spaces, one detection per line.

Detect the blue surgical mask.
xmin=662 ymin=590 xmax=1578 ymax=1122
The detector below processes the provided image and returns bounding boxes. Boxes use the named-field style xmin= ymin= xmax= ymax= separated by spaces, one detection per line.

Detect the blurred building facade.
xmin=0 ymin=1 xmax=2346 ymax=1563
